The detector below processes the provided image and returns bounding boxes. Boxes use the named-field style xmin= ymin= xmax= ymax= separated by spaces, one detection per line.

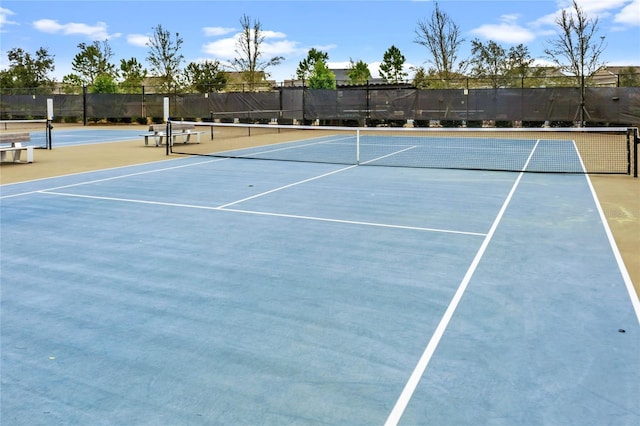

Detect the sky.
xmin=0 ymin=0 xmax=639 ymax=83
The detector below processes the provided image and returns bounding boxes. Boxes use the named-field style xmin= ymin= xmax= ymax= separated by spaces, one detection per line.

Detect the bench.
xmin=0 ymin=132 xmax=34 ymax=163
xmin=140 ymin=123 xmax=205 ymax=147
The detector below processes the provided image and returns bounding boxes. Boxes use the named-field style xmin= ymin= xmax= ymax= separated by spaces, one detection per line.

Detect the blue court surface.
xmin=26 ymin=127 xmax=142 ymax=148
xmin=1 ymin=137 xmax=639 ymax=425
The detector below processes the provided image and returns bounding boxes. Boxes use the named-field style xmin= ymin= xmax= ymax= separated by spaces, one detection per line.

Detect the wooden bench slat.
xmin=0 ymin=133 xmax=31 ymax=143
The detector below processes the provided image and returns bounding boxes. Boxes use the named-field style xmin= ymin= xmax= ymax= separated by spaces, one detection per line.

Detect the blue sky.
xmin=1 ymin=0 xmax=638 ymax=83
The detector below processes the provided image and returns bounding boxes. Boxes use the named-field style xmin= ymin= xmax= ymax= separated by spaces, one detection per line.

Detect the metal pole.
xmin=166 ymin=120 xmax=171 ymax=156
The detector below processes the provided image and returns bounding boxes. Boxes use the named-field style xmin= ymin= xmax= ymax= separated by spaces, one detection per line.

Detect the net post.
xmin=46 ymin=98 xmax=54 ymax=149
xmin=356 ymin=128 xmax=360 ymax=165
xmin=634 ymin=128 xmax=639 ymax=178
xmin=166 ymin=120 xmax=172 ymax=156
xmin=46 ymin=120 xmax=53 ymax=149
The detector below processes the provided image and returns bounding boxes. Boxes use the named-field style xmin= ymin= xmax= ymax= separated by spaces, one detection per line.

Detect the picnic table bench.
xmin=140 ymin=123 xmax=205 ymax=147
xmin=0 ymin=133 xmax=34 ymax=163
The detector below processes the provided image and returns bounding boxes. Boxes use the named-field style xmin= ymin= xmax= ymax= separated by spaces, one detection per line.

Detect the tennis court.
xmin=1 ymin=125 xmax=639 ymax=425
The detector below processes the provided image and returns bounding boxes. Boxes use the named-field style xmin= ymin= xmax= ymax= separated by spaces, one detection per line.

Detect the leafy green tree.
xmin=146 ymin=24 xmax=184 ymax=92
xmin=469 ymin=39 xmax=536 ymax=88
xmin=379 ymin=45 xmax=407 ymax=83
xmin=184 ymin=60 xmax=227 ymax=93
xmin=308 ymin=60 xmax=336 ymax=89
xmin=469 ymin=39 xmax=506 ymax=88
xmin=296 ymin=48 xmax=329 ymax=81
xmin=119 ymin=58 xmax=147 ymax=93
xmin=66 ymin=40 xmax=116 ymax=86
xmin=347 ymin=59 xmax=371 ymax=85
xmin=505 ymin=44 xmax=535 ymax=80
xmin=411 ymin=66 xmax=430 ymax=89
xmin=0 ymin=47 xmax=56 ymax=92
xmin=414 ymin=1 xmax=466 ymax=83
xmin=90 ymin=73 xmax=118 ymax=93
xmin=232 ymin=14 xmax=284 ymax=89
xmin=618 ymin=66 xmax=639 ymax=87
xmin=61 ymin=74 xmax=84 ymax=94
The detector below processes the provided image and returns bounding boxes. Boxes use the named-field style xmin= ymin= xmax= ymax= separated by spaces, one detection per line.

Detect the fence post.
xmin=82 ymin=85 xmax=87 ymax=126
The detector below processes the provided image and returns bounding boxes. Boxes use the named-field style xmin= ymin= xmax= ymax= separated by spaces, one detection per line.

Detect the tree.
xmin=618 ymin=66 xmax=639 ymax=87
xmin=61 ymin=74 xmax=84 ymax=94
xmin=67 ymin=40 xmax=116 ymax=86
xmin=184 ymin=60 xmax=228 ymax=93
xmin=379 ymin=45 xmax=407 ymax=84
xmin=469 ymin=40 xmax=536 ymax=88
xmin=505 ymin=44 xmax=536 ymax=81
xmin=347 ymin=59 xmax=371 ymax=85
xmin=90 ymin=73 xmax=118 ymax=93
xmin=296 ymin=48 xmax=329 ymax=81
xmin=0 ymin=47 xmax=55 ymax=92
xmin=469 ymin=39 xmax=506 ymax=88
xmin=146 ymin=24 xmax=184 ymax=92
xmin=232 ymin=14 xmax=284 ymax=90
xmin=414 ymin=1 xmax=466 ymax=83
xmin=119 ymin=58 xmax=147 ymax=93
xmin=308 ymin=60 xmax=336 ymax=89
xmin=544 ymin=0 xmax=606 ymax=124
xmin=411 ymin=66 xmax=430 ymax=89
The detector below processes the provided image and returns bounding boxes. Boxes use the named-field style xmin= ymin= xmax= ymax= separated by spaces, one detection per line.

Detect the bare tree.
xmin=232 ymin=14 xmax=284 ymax=90
xmin=414 ymin=1 xmax=466 ymax=83
xmin=146 ymin=24 xmax=184 ymax=92
xmin=544 ymin=0 xmax=606 ymax=125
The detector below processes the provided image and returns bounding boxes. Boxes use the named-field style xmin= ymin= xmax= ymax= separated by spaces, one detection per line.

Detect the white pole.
xmin=356 ymin=128 xmax=360 ymax=165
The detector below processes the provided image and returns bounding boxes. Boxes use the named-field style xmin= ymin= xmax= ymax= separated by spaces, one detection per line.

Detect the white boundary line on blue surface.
xmin=587 ymin=176 xmax=640 ymax=322
xmin=0 ymin=157 xmax=224 ymax=199
xmin=384 ymin=139 xmax=541 ymax=426
xmin=38 ymin=189 xmax=486 ymax=236
xmin=572 ymin=140 xmax=639 ymax=321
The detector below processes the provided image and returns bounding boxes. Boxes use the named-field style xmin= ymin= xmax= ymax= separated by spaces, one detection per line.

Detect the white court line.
xmin=585 ymin=176 xmax=640 ymax=323
xmin=360 ymin=146 xmax=417 ymax=165
xmin=37 ymin=190 xmax=486 ymax=237
xmin=39 ymin=156 xmax=485 ymax=236
xmin=384 ymin=139 xmax=542 ymax=426
xmin=0 ymin=157 xmax=225 ymax=199
xmin=36 ymin=145 xmax=489 ymax=237
xmin=571 ymin=139 xmax=640 ymax=323
xmin=217 ymin=164 xmax=358 ymax=209
xmin=220 ymin=208 xmax=486 ymax=236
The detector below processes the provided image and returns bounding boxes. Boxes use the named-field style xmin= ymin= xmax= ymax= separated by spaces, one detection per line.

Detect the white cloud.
xmin=557 ymin=0 xmax=629 ymax=16
xmin=202 ymin=38 xmax=237 ymax=59
xmin=202 ymin=29 xmax=306 ymax=60
xmin=312 ymin=44 xmax=338 ymax=52
xmin=203 ymin=27 xmax=236 ymax=37
xmin=328 ymin=61 xmax=350 ymax=70
xmin=127 ymin=34 xmax=150 ymax=47
xmin=0 ymin=7 xmax=17 ymax=31
xmin=536 ymin=0 xmax=635 ymax=27
xmin=32 ymin=19 xmax=116 ymax=40
xmin=471 ymin=14 xmax=536 ymax=44
xmin=614 ymin=0 xmax=640 ymax=26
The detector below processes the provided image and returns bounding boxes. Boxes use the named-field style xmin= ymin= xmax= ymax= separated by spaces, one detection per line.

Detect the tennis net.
xmin=169 ymin=121 xmax=637 ymax=175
